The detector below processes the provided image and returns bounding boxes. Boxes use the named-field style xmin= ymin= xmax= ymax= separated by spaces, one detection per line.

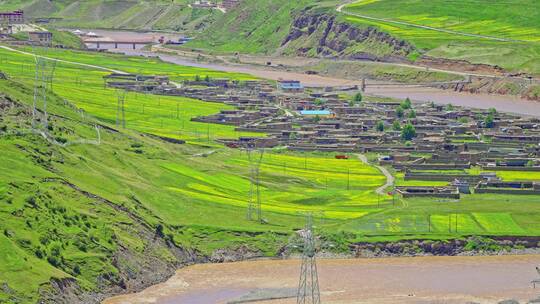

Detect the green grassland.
xmin=1 ymin=46 xmax=540 ymax=302
xmin=0 ymin=0 xmax=221 ymax=32
xmin=343 ymin=0 xmax=540 ymax=74
xmin=185 ymin=0 xmax=316 ymax=54
xmin=0 ymin=47 xmax=257 ymax=143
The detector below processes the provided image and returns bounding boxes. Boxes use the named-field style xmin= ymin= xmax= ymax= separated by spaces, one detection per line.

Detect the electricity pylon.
xmin=246 ymin=146 xmax=264 ymax=222
xmin=32 ymin=47 xmax=56 ymax=130
xmin=297 ymin=213 xmax=321 ymax=304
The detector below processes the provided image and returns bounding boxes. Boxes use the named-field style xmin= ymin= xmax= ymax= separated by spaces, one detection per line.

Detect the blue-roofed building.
xmin=278 ymin=80 xmax=304 ymax=93
xmin=299 ymin=110 xmax=333 ymax=117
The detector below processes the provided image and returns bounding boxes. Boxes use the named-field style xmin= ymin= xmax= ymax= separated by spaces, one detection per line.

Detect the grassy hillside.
xmin=186 ymin=0 xmax=317 ymax=53
xmin=0 ymin=0 xmax=221 ymax=31
xmin=342 ymin=0 xmax=540 ymax=74
xmin=1 ymin=46 xmax=540 ymax=302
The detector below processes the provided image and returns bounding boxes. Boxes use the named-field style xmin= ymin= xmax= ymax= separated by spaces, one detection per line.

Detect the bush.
xmin=55 ymin=137 xmax=68 ymax=144
xmin=400 ymin=97 xmax=411 ymax=110
xmin=376 ymin=121 xmax=385 ymax=132
xmin=73 ymin=265 xmax=81 ymax=276
xmin=47 ymin=256 xmax=60 ymax=267
xmin=408 ymin=109 xmax=416 ymax=119
xmin=156 ymin=224 xmax=165 ymax=237
xmin=392 ymin=120 xmax=401 ymax=131
xmin=35 ymin=248 xmax=45 ymax=259
xmin=484 ymin=114 xmax=495 ymax=128
xmin=25 ymin=196 xmax=37 ymax=208
xmin=352 ymin=92 xmax=362 ymax=104
xmin=396 ymin=107 xmax=404 ymax=118
xmin=401 ymin=123 xmax=417 ymax=141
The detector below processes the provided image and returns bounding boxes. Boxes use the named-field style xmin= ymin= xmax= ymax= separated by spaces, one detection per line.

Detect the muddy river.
xmin=103 ymin=255 xmax=540 ymax=304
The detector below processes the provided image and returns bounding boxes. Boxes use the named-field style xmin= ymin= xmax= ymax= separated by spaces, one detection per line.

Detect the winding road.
xmin=357 ymin=154 xmax=394 ymax=195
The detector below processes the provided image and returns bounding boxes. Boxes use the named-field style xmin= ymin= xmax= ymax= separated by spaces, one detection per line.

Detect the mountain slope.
xmin=0 ymin=0 xmax=221 ymax=31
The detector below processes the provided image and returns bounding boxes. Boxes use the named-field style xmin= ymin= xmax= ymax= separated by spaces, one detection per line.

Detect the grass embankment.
xmin=1 ymin=46 xmax=540 ymax=302
xmin=11 ymin=29 xmax=84 ymax=49
xmin=343 ymin=0 xmax=540 ymax=74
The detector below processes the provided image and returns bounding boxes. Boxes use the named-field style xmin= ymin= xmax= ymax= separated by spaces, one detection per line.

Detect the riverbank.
xmin=114 ymin=48 xmax=540 ymax=117
xmin=103 ymin=255 xmax=540 ymax=304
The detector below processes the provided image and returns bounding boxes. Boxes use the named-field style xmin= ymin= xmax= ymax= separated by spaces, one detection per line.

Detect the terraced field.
xmin=342 ymin=0 xmax=540 ymax=74
xmin=0 ymin=47 xmax=256 ymax=143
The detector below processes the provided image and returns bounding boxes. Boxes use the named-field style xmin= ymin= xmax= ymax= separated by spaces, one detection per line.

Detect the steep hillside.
xmin=0 ymin=0 xmax=221 ymax=31
xmin=185 ymin=0 xmax=540 ymax=75
xmin=340 ymin=0 xmax=540 ymax=75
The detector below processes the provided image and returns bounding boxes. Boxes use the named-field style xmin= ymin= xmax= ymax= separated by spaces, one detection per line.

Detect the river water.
xmin=103 ymin=255 xmax=540 ymax=304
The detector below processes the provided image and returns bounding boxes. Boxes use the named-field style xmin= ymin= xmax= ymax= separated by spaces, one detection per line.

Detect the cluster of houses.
xmin=104 ymin=73 xmax=540 ymax=199
xmin=191 ymin=0 xmax=242 ymax=10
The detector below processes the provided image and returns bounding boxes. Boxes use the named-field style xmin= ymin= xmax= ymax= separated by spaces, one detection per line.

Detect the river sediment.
xmin=103 ymin=255 xmax=540 ymax=304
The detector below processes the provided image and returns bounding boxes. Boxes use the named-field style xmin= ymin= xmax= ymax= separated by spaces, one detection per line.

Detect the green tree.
xmin=401 ymin=97 xmax=412 ymax=110
xmin=488 ymin=107 xmax=497 ymax=115
xmin=392 ymin=120 xmax=401 ymax=131
xmin=408 ymin=109 xmax=416 ymax=119
xmin=396 ymin=106 xmax=404 ymax=118
xmin=401 ymin=123 xmax=417 ymax=141
xmin=194 ymin=74 xmax=201 ymax=82
xmin=446 ymin=103 xmax=454 ymax=111
xmin=376 ymin=121 xmax=385 ymax=132
xmin=484 ymin=113 xmax=495 ymax=128
xmin=204 ymin=75 xmax=210 ymax=82
xmin=352 ymin=92 xmax=362 ymax=103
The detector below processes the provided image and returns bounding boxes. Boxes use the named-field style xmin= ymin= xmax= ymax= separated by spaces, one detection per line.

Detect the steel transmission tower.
xmin=246 ymin=147 xmax=264 ymax=222
xmin=297 ymin=213 xmax=321 ymax=304
xmin=32 ymin=47 xmax=57 ymax=130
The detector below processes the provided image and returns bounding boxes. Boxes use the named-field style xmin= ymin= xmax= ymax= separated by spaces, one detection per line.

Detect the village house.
xmin=28 ymin=31 xmax=53 ymax=45
xmin=0 ymin=10 xmax=24 ymax=24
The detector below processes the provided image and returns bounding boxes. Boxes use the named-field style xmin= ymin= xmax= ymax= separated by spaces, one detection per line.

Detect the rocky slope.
xmin=280 ymin=12 xmax=416 ymax=62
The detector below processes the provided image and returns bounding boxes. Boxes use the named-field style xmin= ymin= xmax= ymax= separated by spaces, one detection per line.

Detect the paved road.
xmin=357 ymin=154 xmax=394 ymax=195
xmin=336 ymin=2 xmax=527 ymax=43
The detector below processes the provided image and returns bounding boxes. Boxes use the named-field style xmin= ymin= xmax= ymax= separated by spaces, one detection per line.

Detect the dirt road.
xmin=103 ymin=255 xmax=540 ymax=304
xmin=357 ymin=154 xmax=394 ymax=195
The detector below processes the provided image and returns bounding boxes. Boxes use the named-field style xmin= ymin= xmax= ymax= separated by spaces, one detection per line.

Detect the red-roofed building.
xmin=0 ymin=10 xmax=24 ymax=24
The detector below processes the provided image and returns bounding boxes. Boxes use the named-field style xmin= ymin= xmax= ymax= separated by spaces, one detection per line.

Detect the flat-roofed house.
xmin=29 ymin=31 xmax=52 ymax=45
xmin=0 ymin=10 xmax=24 ymax=24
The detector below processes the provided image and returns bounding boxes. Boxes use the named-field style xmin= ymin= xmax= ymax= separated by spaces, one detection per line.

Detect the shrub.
xmin=376 ymin=121 xmax=385 ymax=132
xmin=73 ymin=265 xmax=81 ymax=275
xmin=401 ymin=123 xmax=417 ymax=141
xmin=400 ymin=97 xmax=411 ymax=110
xmin=396 ymin=107 xmax=404 ymax=118
xmin=484 ymin=114 xmax=495 ymax=128
xmin=392 ymin=120 xmax=401 ymax=131
xmin=352 ymin=92 xmax=362 ymax=104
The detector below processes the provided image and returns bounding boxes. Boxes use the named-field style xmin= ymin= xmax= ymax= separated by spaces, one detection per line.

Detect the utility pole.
xmin=116 ymin=91 xmax=126 ymax=128
xmin=297 ymin=213 xmax=321 ymax=304
xmin=347 ymin=168 xmax=350 ymax=190
xmin=246 ymin=147 xmax=264 ymax=223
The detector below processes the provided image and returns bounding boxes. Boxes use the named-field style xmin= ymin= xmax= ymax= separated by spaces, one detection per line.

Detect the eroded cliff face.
xmin=280 ymin=13 xmax=416 ymax=62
